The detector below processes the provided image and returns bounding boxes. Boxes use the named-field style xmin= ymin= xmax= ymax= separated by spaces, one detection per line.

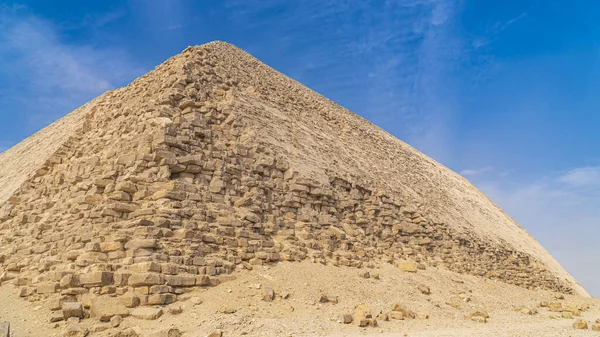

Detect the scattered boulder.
xmin=339 ymin=314 xmax=353 ymax=324
xmin=353 ymin=304 xmax=377 ymax=327
xmin=573 ymin=319 xmax=588 ymax=330
xmin=63 ymin=323 xmax=88 ymax=337
xmin=131 ymin=307 xmax=163 ymax=320
xmin=62 ymin=302 xmax=84 ymax=320
xmin=168 ymin=303 xmax=183 ymax=315
xmin=376 ymin=311 xmax=389 ymax=321
xmin=548 ymin=302 xmax=562 ymax=312
xmin=466 ymin=311 xmax=489 ymax=323
xmin=391 ymin=304 xmax=415 ymax=320
xmin=114 ymin=328 xmax=141 ymax=337
xmin=110 ymin=315 xmax=123 ymax=328
xmin=562 ymin=311 xmax=574 ymax=319
xmin=396 ymin=262 xmax=417 ymax=273
xmin=148 ymin=328 xmax=182 ymax=337
xmin=417 ymin=284 xmax=431 ymax=295
xmin=206 ymin=330 xmax=222 ymax=337
xmin=263 ymin=287 xmax=275 ymax=301
xmin=319 ymin=295 xmax=339 ymax=304
xmin=217 ymin=306 xmax=237 ymax=314
xmin=592 ymin=322 xmax=600 ymax=331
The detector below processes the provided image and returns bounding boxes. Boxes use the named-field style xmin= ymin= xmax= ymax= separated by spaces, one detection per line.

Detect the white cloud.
xmin=557 ymin=166 xmax=600 ymax=187
xmin=0 ymin=5 xmax=143 ymax=131
xmin=460 ymin=166 xmax=493 ymax=176
xmin=473 ymin=168 xmax=600 ymax=297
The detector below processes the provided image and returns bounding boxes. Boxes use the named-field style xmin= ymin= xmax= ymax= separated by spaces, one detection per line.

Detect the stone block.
xmin=91 ymin=297 xmax=130 ymax=322
xmin=128 ymin=273 xmax=165 ymax=286
xmin=79 ymin=271 xmax=113 ymax=286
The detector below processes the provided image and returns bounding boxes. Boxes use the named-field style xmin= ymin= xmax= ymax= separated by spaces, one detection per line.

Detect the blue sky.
xmin=1 ymin=0 xmax=599 ymax=296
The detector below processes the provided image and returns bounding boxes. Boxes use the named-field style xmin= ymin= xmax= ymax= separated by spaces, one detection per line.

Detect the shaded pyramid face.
xmin=0 ymin=41 xmax=588 ymax=308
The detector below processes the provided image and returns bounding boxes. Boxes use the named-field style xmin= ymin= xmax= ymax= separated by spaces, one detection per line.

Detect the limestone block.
xmin=62 ymin=302 xmax=84 ymax=319
xmin=79 ymin=271 xmax=113 ymax=286
xmin=91 ymin=296 xmax=130 ymax=322
xmin=37 ymin=282 xmax=59 ymax=294
xmin=131 ymin=307 xmax=163 ymax=320
xmin=128 ymin=273 xmax=165 ymax=286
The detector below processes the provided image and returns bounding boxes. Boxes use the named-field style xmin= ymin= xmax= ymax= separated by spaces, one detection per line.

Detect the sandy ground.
xmin=1 ymin=261 xmax=598 ymax=337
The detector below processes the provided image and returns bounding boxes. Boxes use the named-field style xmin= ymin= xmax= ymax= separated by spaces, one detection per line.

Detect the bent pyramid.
xmin=0 ymin=42 xmax=589 ymax=312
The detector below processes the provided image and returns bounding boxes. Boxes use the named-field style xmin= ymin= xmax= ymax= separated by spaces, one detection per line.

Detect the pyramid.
xmin=0 ymin=41 xmax=589 ymax=317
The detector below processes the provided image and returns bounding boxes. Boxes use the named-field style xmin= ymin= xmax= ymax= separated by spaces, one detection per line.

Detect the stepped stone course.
xmin=0 ymin=41 xmax=589 ymax=322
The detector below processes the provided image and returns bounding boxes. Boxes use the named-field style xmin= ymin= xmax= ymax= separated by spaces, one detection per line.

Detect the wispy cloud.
xmin=557 ymin=166 xmax=600 ymax=187
xmin=473 ymin=167 xmax=600 ymax=297
xmin=0 ymin=5 xmax=142 ymax=132
xmin=460 ymin=166 xmax=493 ymax=176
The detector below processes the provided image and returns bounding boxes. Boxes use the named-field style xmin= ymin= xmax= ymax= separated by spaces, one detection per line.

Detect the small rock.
xmin=573 ymin=319 xmax=588 ymax=330
xmin=466 ymin=311 xmax=489 ymax=323
xmin=168 ymin=303 xmax=183 ymax=315
xmin=148 ymin=328 xmax=181 ymax=337
xmin=114 ymin=328 xmax=141 ymax=337
xmin=554 ymin=293 xmax=565 ymax=300
xmin=353 ymin=304 xmax=377 ymax=327
xmin=592 ymin=322 xmax=600 ymax=331
xmin=339 ymin=314 xmax=353 ymax=324
xmin=319 ymin=295 xmax=338 ymax=304
xmin=539 ymin=301 xmax=549 ymax=307
xmin=396 ymin=262 xmax=417 ymax=273
xmin=217 ymin=306 xmax=237 ymax=314
xmin=110 ymin=315 xmax=123 ymax=328
xmin=417 ymin=312 xmax=430 ymax=319
xmin=279 ymin=292 xmax=290 ymax=299
xmin=131 ymin=307 xmax=163 ymax=320
xmin=392 ymin=304 xmax=415 ymax=319
xmin=417 ymin=284 xmax=431 ymax=295
xmin=207 ymin=330 xmax=222 ymax=337
xmin=562 ymin=311 xmax=574 ymax=319
xmin=376 ymin=312 xmax=389 ymax=321
xmin=263 ymin=287 xmax=275 ymax=301
xmin=358 ymin=271 xmax=370 ymax=279
xmin=63 ymin=323 xmax=88 ymax=337
xmin=50 ymin=311 xmax=65 ymax=323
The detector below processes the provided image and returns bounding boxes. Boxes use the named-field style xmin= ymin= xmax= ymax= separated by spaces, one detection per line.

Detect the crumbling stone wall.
xmin=0 ymin=43 xmax=574 ymax=314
